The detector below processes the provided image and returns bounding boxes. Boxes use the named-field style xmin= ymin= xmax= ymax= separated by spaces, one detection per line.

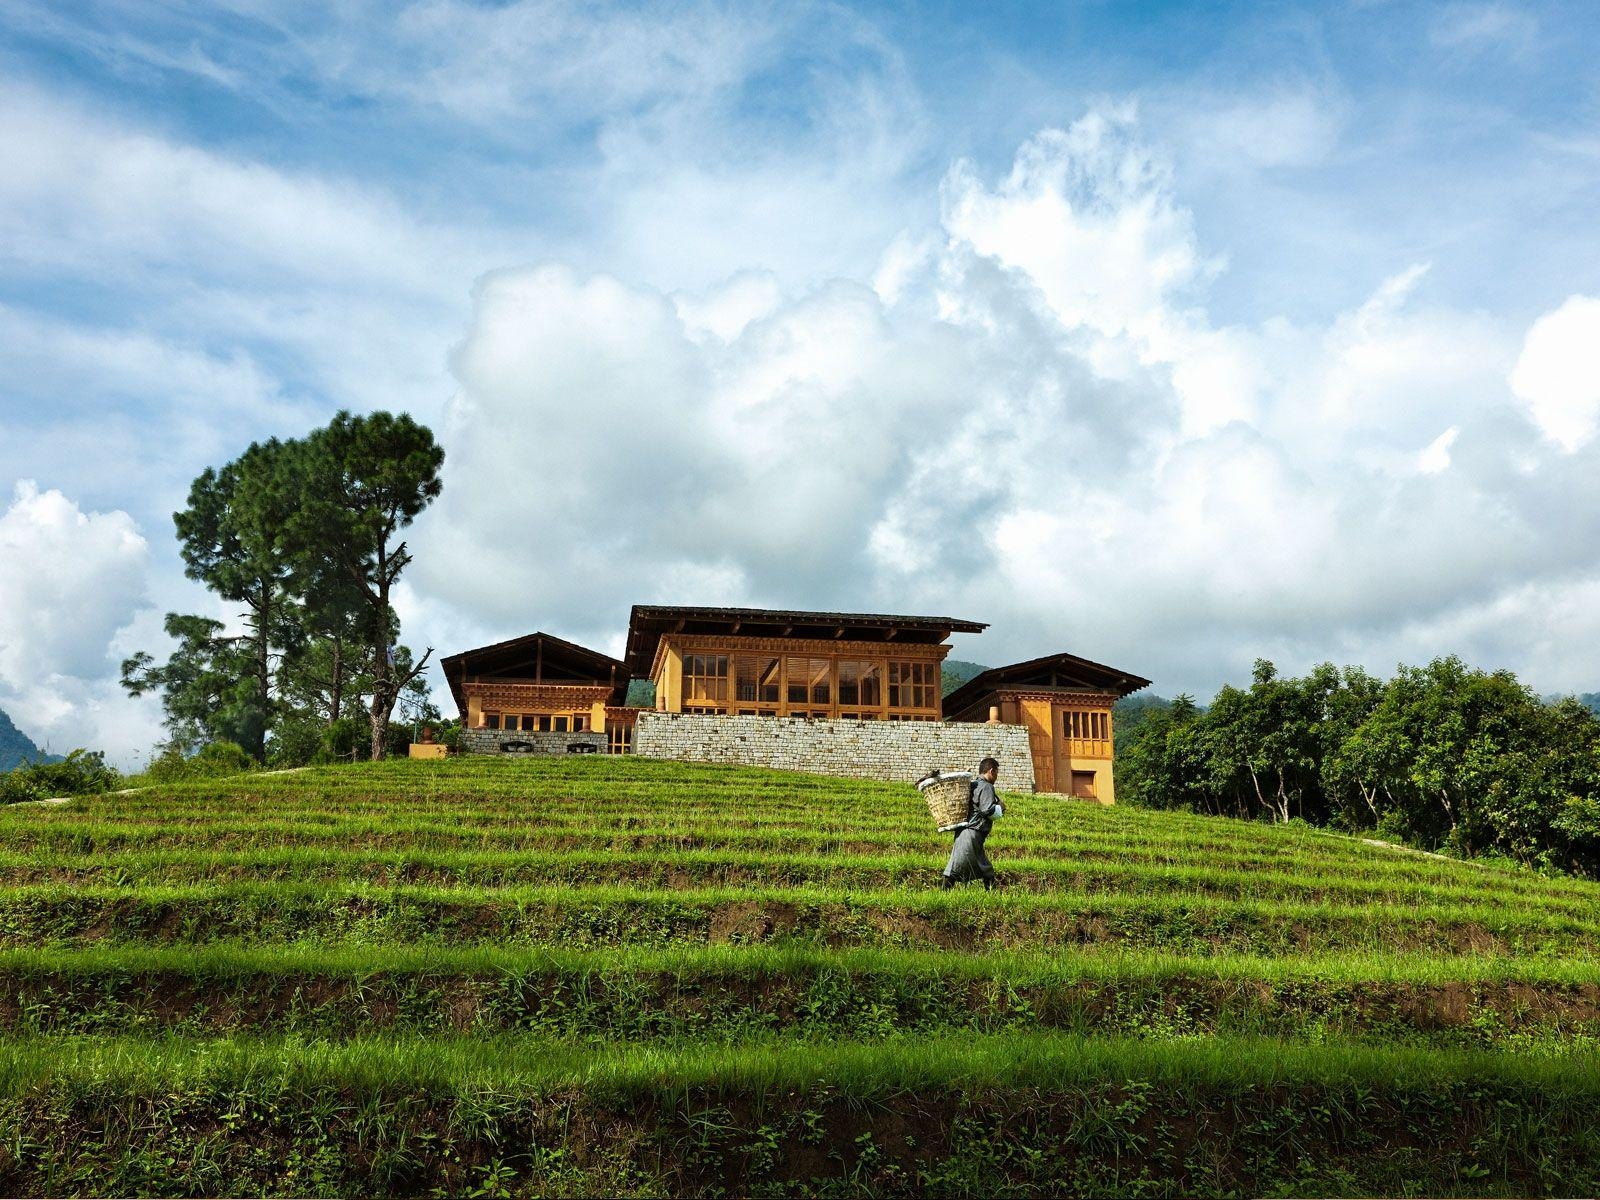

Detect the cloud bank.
xmin=0 ymin=482 xmax=153 ymax=758
xmin=415 ymin=110 xmax=1600 ymax=694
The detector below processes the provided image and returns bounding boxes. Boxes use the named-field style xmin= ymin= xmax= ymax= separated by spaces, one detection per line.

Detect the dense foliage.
xmin=121 ymin=411 xmax=443 ymax=765
xmin=2 ymin=757 xmax=1599 ymax=1196
xmin=1119 ymin=657 xmax=1600 ymax=877
xmin=0 ymin=749 xmax=120 ymax=805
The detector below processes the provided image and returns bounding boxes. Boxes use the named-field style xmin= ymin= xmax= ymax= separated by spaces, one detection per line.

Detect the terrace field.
xmin=1 ymin=756 xmax=1597 ymax=1197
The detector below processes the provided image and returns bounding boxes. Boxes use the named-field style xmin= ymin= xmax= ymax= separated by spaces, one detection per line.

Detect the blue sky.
xmin=1 ymin=1 xmax=1598 ymax=764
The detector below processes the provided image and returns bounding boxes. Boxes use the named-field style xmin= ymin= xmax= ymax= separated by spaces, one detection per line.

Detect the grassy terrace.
xmin=1 ymin=757 xmax=1597 ymax=1196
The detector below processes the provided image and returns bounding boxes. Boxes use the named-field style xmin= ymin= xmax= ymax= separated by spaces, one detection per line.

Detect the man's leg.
xmin=976 ymin=837 xmax=996 ymax=890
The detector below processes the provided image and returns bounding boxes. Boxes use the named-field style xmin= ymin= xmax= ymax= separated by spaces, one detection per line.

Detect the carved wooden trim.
xmin=467 ymin=682 xmax=611 ymax=710
xmin=993 ymin=688 xmax=1116 ymax=706
xmin=664 ymin=634 xmax=949 ymax=660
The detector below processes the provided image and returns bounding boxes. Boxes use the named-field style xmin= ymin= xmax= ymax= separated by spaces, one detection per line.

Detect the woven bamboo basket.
xmin=917 ymin=770 xmax=975 ymax=831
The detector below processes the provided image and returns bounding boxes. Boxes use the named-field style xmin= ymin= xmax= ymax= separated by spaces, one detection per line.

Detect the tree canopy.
xmin=123 ymin=411 xmax=444 ymax=765
xmin=1118 ymin=657 xmax=1600 ymax=878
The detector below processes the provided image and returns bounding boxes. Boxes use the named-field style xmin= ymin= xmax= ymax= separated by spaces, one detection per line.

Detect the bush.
xmin=318 ymin=718 xmax=419 ymax=762
xmin=0 ymin=770 xmax=43 ymax=805
xmin=141 ymin=741 xmax=258 ymax=783
xmin=267 ymin=717 xmax=326 ymax=769
xmin=0 ymin=749 xmax=120 ymax=804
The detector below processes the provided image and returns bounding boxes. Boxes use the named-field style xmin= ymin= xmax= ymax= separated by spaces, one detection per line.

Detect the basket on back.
xmin=917 ymin=770 xmax=975 ymax=831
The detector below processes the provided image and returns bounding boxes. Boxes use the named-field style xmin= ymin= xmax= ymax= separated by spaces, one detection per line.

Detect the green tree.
xmin=172 ymin=438 xmax=302 ymax=761
xmin=288 ymin=411 xmax=444 ymax=760
xmin=120 ymin=614 xmax=262 ymax=753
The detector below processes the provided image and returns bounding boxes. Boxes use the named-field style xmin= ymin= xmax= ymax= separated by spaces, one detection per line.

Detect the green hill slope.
xmin=1 ymin=757 xmax=1597 ymax=1197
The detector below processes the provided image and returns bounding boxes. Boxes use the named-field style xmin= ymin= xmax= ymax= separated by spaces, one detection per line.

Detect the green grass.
xmin=2 ymin=755 xmax=1599 ymax=1196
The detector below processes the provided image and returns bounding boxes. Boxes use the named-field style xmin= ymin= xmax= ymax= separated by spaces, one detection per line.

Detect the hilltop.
xmin=0 ymin=706 xmax=60 ymax=773
xmin=0 ymin=756 xmax=1596 ymax=1197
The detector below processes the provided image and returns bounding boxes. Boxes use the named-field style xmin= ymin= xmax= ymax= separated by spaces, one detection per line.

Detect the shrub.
xmin=141 ymin=741 xmax=258 ymax=783
xmin=0 ymin=770 xmax=43 ymax=805
xmin=0 ymin=749 xmax=120 ymax=803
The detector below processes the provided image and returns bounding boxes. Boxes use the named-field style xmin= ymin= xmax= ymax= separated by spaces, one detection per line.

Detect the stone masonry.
xmin=631 ymin=712 xmax=1036 ymax=789
xmin=460 ymin=729 xmax=607 ymax=756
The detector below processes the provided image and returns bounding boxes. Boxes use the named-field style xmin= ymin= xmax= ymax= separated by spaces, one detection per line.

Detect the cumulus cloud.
xmin=414 ymin=107 xmax=1600 ymax=698
xmin=1509 ymin=294 xmax=1600 ymax=452
xmin=0 ymin=481 xmax=155 ymax=760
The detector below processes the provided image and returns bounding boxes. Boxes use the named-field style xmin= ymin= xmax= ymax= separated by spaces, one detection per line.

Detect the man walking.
xmin=941 ymin=757 xmax=1003 ymax=891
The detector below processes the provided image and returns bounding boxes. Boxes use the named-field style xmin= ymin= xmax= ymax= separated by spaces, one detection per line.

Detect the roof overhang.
xmin=943 ymin=651 xmax=1152 ymax=717
xmin=440 ymin=632 xmax=630 ymax=716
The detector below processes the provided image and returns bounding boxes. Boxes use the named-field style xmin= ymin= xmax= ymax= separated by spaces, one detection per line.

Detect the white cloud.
xmin=0 ymin=481 xmax=156 ymax=762
xmin=1430 ymin=3 xmax=1540 ymax=60
xmin=0 ymin=82 xmax=488 ymax=293
xmin=302 ymin=0 xmax=778 ymax=125
xmin=413 ymin=106 xmax=1600 ymax=706
xmin=1416 ymin=426 xmax=1461 ymax=474
xmin=1170 ymin=86 xmax=1347 ymax=171
xmin=1509 ymin=294 xmax=1600 ymax=452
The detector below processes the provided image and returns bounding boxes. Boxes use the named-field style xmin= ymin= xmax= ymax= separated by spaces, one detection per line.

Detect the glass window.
xmin=785 ymin=657 xmax=832 ymax=707
xmin=1064 ymin=709 xmax=1112 ymax=753
xmin=553 ymin=715 xmax=569 ymax=732
xmin=684 ymin=654 xmax=730 ymax=703
xmin=888 ymin=661 xmax=936 ymax=709
xmin=735 ymin=655 xmax=781 ymax=704
xmin=837 ymin=661 xmax=884 ymax=708
xmin=484 ymin=713 xmax=500 ymax=730
xmin=573 ymin=714 xmax=588 ymax=732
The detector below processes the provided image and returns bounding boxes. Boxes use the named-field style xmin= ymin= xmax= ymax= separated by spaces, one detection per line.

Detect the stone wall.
xmin=631 ymin=712 xmax=1036 ymax=789
xmin=460 ymin=729 xmax=607 ymax=756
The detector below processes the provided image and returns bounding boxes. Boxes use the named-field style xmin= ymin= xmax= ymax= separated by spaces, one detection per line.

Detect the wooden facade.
xmin=443 ymin=611 xmax=1148 ymax=793
xmin=625 ymin=606 xmax=986 ymax=722
xmin=440 ymin=633 xmax=630 ymax=738
xmin=942 ymin=653 xmax=1151 ymax=802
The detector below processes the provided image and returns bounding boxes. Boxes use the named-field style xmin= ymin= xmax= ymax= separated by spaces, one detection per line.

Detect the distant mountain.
xmin=941 ymin=660 xmax=989 ymax=698
xmin=0 ymin=706 xmax=61 ymax=772
xmin=1577 ymin=694 xmax=1600 ymax=718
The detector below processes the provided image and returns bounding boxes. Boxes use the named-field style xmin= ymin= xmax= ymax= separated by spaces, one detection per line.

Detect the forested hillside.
xmin=939 ymin=658 xmax=987 ymax=696
xmin=0 ymin=707 xmax=59 ymax=772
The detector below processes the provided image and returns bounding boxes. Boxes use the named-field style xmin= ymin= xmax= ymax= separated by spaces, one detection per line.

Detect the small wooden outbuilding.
xmin=943 ymin=653 xmax=1150 ymax=802
xmin=440 ymin=632 xmax=632 ymax=747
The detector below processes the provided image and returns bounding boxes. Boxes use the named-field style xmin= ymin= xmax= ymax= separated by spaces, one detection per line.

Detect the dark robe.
xmin=942 ymin=777 xmax=999 ymax=884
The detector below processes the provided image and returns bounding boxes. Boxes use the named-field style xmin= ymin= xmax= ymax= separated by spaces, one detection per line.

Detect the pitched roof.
xmin=624 ymin=605 xmax=987 ymax=677
xmin=440 ymin=632 xmax=630 ymax=715
xmin=943 ymin=651 xmax=1151 ymax=716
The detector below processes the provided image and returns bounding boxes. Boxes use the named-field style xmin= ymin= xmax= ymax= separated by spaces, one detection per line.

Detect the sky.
xmin=1 ymin=0 xmax=1599 ymax=767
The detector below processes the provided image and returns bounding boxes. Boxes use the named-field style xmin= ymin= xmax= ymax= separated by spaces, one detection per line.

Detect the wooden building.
xmin=942 ymin=653 xmax=1150 ymax=802
xmin=441 ymin=632 xmax=631 ymax=743
xmin=624 ymin=605 xmax=987 ymax=722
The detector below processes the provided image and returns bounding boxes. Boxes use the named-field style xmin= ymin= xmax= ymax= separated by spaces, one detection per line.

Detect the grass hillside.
xmin=1 ymin=757 xmax=1597 ymax=1197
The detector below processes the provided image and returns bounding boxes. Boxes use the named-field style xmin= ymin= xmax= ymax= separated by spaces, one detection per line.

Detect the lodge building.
xmin=441 ymin=604 xmax=1150 ymax=801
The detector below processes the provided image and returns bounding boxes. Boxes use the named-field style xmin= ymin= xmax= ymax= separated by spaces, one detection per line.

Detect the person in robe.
xmin=940 ymin=757 xmax=1003 ymax=890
